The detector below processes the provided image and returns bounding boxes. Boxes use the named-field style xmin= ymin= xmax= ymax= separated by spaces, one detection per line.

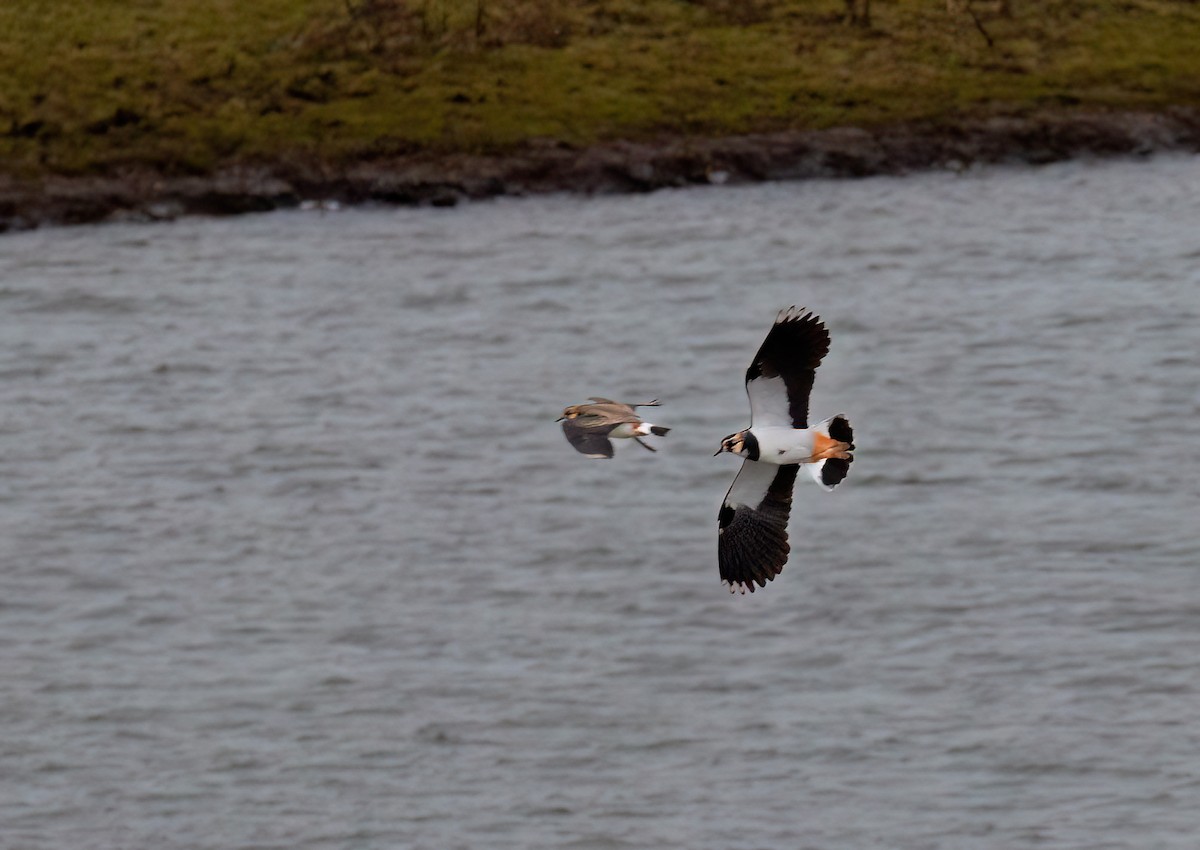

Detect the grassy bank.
xmin=2 ymin=0 xmax=1199 ymax=179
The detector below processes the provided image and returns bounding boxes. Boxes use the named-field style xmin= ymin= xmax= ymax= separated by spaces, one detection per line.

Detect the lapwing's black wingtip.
xmin=775 ymin=305 xmax=824 ymax=326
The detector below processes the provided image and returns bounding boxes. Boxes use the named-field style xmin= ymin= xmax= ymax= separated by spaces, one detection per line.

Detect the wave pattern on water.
xmin=2 ymin=156 xmax=1199 ymax=850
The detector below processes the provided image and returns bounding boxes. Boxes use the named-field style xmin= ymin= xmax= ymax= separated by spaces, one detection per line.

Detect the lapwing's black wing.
xmin=718 ymin=460 xmax=799 ymax=593
xmin=561 ymin=419 xmax=615 ymax=459
xmin=745 ymin=308 xmax=830 ymax=429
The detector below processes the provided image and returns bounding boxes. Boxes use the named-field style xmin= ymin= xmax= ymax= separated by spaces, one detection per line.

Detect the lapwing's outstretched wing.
xmin=561 ymin=419 xmax=615 ymax=459
xmin=745 ymin=308 xmax=830 ymax=428
xmin=718 ymin=460 xmax=799 ymax=593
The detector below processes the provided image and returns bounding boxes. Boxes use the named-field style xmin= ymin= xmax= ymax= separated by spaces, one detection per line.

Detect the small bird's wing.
xmin=591 ymin=396 xmax=660 ymax=409
xmin=575 ymin=402 xmax=641 ymax=426
xmin=745 ymin=307 xmax=830 ymax=428
xmin=718 ymin=460 xmax=799 ymax=593
xmin=562 ymin=419 xmax=615 ymax=458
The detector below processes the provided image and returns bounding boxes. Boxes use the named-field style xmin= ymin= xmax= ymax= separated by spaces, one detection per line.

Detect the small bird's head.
xmin=715 ymin=431 xmax=751 ymax=457
xmin=558 ymin=405 xmax=583 ymax=422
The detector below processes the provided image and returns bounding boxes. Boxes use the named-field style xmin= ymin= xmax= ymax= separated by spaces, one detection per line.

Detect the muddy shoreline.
xmin=2 ymin=108 xmax=1198 ymax=232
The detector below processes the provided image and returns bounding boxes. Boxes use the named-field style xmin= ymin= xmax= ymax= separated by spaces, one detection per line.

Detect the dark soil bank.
xmin=3 ymin=108 xmax=1198 ymax=231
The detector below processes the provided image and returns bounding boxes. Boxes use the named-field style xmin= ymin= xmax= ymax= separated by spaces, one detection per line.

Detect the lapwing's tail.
xmin=649 ymin=425 xmax=670 ymax=436
xmin=807 ymin=414 xmax=854 ymax=492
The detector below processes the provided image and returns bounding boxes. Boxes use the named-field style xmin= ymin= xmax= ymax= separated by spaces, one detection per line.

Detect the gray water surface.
xmin=2 ymin=155 xmax=1199 ymax=849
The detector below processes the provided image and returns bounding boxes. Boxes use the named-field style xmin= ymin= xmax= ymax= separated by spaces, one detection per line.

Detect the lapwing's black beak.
xmin=713 ymin=447 xmax=724 ymax=456
xmin=555 ymin=416 xmax=564 ymax=422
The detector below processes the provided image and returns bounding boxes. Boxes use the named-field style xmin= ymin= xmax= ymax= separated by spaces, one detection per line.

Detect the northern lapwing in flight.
xmin=714 ymin=308 xmax=855 ymax=593
xmin=559 ymin=398 xmax=671 ymax=459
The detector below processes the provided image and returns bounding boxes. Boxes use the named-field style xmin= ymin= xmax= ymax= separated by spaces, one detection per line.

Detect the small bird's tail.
xmin=631 ymin=422 xmax=670 ymax=438
xmin=807 ymin=414 xmax=854 ymax=491
xmin=632 ymin=422 xmax=670 ymax=451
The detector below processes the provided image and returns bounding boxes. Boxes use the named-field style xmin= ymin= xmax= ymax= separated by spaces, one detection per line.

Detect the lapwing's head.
xmin=715 ymin=430 xmax=751 ymax=457
xmin=557 ymin=405 xmax=583 ymax=422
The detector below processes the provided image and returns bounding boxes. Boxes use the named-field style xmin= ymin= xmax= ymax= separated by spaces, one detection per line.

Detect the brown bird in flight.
xmin=558 ymin=398 xmax=671 ymax=459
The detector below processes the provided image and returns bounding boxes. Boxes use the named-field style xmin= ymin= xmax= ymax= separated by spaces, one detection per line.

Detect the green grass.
xmin=2 ymin=0 xmax=1199 ymax=177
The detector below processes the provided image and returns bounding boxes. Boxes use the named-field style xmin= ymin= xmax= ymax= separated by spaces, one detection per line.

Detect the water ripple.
xmin=2 ymin=155 xmax=1199 ymax=850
